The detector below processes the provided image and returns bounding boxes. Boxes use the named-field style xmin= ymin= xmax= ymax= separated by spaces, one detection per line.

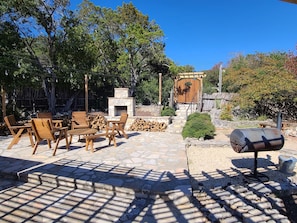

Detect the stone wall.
xmin=202 ymin=93 xmax=236 ymax=112
xmin=135 ymin=105 xmax=162 ymax=116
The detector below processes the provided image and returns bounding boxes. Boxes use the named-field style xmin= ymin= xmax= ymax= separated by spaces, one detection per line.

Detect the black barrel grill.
xmin=230 ymin=113 xmax=285 ymax=181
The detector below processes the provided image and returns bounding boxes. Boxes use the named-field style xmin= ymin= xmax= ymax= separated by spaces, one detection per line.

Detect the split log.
xmin=90 ymin=114 xmax=107 ymax=130
xmin=128 ymin=118 xmax=167 ymax=132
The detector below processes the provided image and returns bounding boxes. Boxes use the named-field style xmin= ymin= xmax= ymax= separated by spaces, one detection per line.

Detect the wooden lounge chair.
xmin=71 ymin=111 xmax=91 ymax=141
xmin=4 ymin=115 xmax=34 ymax=149
xmin=106 ymin=113 xmax=129 ymax=139
xmin=71 ymin=111 xmax=90 ymax=129
xmin=31 ymin=118 xmax=69 ymax=156
xmin=4 ymin=115 xmax=24 ymax=135
xmin=37 ymin=112 xmax=63 ymax=127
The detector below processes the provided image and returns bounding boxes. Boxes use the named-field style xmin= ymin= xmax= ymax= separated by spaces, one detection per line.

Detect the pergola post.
xmin=85 ymin=74 xmax=88 ymax=112
xmin=158 ymin=73 xmax=162 ymax=105
xmin=1 ymin=86 xmax=6 ymax=121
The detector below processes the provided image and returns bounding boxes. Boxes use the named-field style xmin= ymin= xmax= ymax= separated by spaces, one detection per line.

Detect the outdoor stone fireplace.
xmin=108 ymin=88 xmax=135 ymax=117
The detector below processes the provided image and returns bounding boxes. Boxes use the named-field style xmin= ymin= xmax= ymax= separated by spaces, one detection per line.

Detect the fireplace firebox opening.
xmin=115 ymin=106 xmax=127 ymax=116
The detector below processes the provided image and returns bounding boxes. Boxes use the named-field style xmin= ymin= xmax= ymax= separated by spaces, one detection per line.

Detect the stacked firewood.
xmin=89 ymin=114 xmax=107 ymax=130
xmin=129 ymin=118 xmax=167 ymax=132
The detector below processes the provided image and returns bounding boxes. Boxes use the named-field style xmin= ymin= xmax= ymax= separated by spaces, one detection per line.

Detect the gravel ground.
xmin=186 ymin=128 xmax=297 ymax=187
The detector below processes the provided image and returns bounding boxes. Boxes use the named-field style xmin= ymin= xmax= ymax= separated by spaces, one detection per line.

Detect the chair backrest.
xmin=31 ymin=118 xmax=55 ymax=142
xmin=37 ymin=112 xmax=53 ymax=119
xmin=72 ymin=111 xmax=89 ymax=128
xmin=4 ymin=115 xmax=17 ymax=128
xmin=119 ymin=113 xmax=128 ymax=128
xmin=4 ymin=115 xmax=22 ymax=135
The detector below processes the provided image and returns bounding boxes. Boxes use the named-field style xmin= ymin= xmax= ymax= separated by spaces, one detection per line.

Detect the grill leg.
xmin=253 ymin=151 xmax=258 ymax=176
xmin=244 ymin=151 xmax=269 ymax=182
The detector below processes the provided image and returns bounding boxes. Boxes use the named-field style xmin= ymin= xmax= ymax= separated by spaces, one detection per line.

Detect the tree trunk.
xmin=42 ymin=77 xmax=56 ymax=114
xmin=63 ymin=91 xmax=80 ymax=112
xmin=49 ymin=79 xmax=56 ymax=114
xmin=129 ymin=69 xmax=138 ymax=97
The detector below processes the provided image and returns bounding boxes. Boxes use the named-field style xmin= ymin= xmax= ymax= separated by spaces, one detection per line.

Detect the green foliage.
xmin=136 ymin=77 xmax=159 ymax=104
xmin=285 ymin=48 xmax=297 ymax=78
xmin=257 ymin=115 xmax=268 ymax=121
xmin=203 ymin=63 xmax=221 ymax=94
xmin=75 ymin=1 xmax=171 ymax=103
xmin=1 ymin=0 xmax=172 ymax=113
xmin=215 ymin=99 xmax=221 ymax=109
xmin=220 ymin=104 xmax=233 ymax=121
xmin=161 ymin=106 xmax=175 ymax=116
xmin=224 ymin=52 xmax=297 ymax=120
xmin=0 ymin=22 xmax=24 ymax=90
xmin=161 ymin=76 xmax=174 ymax=105
xmin=135 ymin=72 xmax=174 ymax=105
xmin=203 ymin=81 xmax=217 ymax=94
xmin=182 ymin=113 xmax=215 ymax=139
xmin=114 ymin=3 xmax=165 ymax=96
xmin=2 ymin=0 xmax=73 ymax=113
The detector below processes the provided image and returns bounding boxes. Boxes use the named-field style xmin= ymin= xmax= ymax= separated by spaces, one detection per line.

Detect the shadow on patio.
xmin=0 ymin=155 xmax=296 ymax=222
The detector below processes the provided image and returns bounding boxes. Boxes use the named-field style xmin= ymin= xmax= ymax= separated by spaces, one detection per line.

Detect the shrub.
xmin=220 ymin=104 xmax=233 ymax=121
xmin=161 ymin=106 xmax=176 ymax=116
xmin=182 ymin=113 xmax=215 ymax=139
xmin=257 ymin=115 xmax=268 ymax=121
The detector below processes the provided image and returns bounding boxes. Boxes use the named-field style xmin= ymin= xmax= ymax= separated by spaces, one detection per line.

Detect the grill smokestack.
xmin=276 ymin=112 xmax=282 ymax=130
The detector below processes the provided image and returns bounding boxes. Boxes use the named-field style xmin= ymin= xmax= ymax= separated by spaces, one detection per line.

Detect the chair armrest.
xmin=107 ymin=120 xmax=123 ymax=125
xmin=9 ymin=125 xmax=25 ymax=130
xmin=53 ymin=127 xmax=68 ymax=130
xmin=52 ymin=120 xmax=63 ymax=123
xmin=72 ymin=120 xmax=79 ymax=125
xmin=53 ymin=127 xmax=68 ymax=133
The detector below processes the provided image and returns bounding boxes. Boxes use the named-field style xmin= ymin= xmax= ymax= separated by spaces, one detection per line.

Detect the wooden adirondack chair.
xmin=37 ymin=112 xmax=63 ymax=127
xmin=4 ymin=115 xmax=34 ymax=149
xmin=106 ymin=113 xmax=129 ymax=139
xmin=31 ymin=118 xmax=69 ymax=156
xmin=4 ymin=115 xmax=24 ymax=135
xmin=71 ymin=111 xmax=91 ymax=141
xmin=71 ymin=111 xmax=90 ymax=129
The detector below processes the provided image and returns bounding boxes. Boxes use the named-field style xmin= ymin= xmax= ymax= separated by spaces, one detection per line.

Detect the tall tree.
xmin=0 ymin=22 xmax=24 ymax=90
xmin=74 ymin=1 xmax=168 ymax=101
xmin=114 ymin=3 xmax=165 ymax=97
xmin=6 ymin=0 xmax=70 ymax=114
xmin=0 ymin=20 xmax=25 ymax=118
xmin=72 ymin=1 xmax=120 ymax=87
xmin=203 ymin=63 xmax=222 ymax=94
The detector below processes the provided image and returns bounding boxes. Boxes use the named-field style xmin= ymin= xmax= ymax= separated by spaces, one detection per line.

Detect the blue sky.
xmin=70 ymin=0 xmax=297 ymax=71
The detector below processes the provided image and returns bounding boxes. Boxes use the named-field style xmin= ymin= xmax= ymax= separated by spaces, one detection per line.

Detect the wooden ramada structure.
xmin=174 ymin=72 xmax=205 ymax=109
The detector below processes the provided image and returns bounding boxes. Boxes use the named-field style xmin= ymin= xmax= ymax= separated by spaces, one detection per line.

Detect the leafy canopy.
xmin=224 ymin=52 xmax=297 ymax=119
